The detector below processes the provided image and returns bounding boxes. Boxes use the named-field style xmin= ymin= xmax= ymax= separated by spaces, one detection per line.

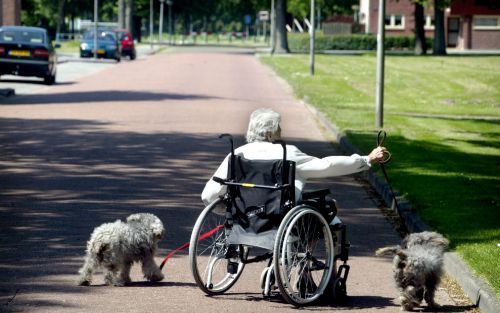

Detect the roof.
xmin=0 ymin=25 xmax=47 ymax=33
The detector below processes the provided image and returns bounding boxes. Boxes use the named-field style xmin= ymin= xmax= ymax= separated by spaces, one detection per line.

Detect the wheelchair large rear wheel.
xmin=189 ymin=198 xmax=246 ymax=295
xmin=273 ymin=205 xmax=334 ymax=306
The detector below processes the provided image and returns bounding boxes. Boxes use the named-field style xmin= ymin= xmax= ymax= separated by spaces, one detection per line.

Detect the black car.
xmin=0 ymin=26 xmax=57 ymax=85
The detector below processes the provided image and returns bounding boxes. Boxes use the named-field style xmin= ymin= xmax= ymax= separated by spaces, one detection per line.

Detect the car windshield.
xmin=117 ymin=32 xmax=129 ymax=40
xmin=0 ymin=29 xmax=45 ymax=44
xmin=82 ymin=31 xmax=116 ymax=41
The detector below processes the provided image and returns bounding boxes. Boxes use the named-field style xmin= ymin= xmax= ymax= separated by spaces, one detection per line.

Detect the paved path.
xmin=0 ymin=47 xmax=459 ymax=312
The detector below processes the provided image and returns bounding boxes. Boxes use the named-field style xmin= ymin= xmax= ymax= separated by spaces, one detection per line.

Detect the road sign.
xmin=258 ymin=10 xmax=269 ymax=21
xmin=244 ymin=14 xmax=252 ymax=25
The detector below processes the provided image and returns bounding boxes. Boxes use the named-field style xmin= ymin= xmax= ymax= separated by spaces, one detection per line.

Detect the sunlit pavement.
xmin=0 ymin=46 xmax=460 ymax=313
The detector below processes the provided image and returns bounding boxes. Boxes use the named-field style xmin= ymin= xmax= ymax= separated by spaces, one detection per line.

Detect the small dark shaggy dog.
xmin=77 ymin=213 xmax=165 ymax=286
xmin=376 ymin=231 xmax=449 ymax=311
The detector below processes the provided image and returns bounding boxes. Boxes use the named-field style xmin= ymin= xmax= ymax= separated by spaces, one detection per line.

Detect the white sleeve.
xmin=201 ymin=154 xmax=229 ymax=206
xmin=296 ymin=153 xmax=371 ymax=179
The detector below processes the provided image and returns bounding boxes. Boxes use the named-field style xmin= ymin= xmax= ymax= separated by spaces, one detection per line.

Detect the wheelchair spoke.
xmin=274 ymin=207 xmax=335 ymax=306
xmin=190 ymin=198 xmax=245 ymax=295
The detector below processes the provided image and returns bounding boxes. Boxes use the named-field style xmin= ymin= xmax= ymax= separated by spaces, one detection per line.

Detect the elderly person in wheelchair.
xmin=190 ymin=108 xmax=388 ymax=306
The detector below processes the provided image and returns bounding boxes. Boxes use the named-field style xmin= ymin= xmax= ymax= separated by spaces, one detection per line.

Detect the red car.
xmin=115 ymin=29 xmax=136 ymax=60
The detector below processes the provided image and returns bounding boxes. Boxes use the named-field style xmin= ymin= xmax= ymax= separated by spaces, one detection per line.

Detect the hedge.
xmin=288 ymin=33 xmax=433 ymax=52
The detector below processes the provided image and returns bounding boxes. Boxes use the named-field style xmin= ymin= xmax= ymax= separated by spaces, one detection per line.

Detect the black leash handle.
xmin=377 ymin=131 xmax=400 ymax=211
xmin=377 ymin=130 xmax=392 ymax=164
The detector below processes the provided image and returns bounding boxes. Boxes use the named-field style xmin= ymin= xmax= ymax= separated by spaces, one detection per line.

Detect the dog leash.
xmin=159 ymin=224 xmax=224 ymax=270
xmin=160 ymin=132 xmax=397 ymax=270
xmin=376 ymin=130 xmax=401 ymax=212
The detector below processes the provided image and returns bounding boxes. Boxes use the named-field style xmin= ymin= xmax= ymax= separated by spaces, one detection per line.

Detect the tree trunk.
xmin=56 ymin=0 xmax=66 ymax=40
xmin=433 ymin=2 xmax=447 ymax=55
xmin=125 ymin=0 xmax=134 ymax=33
xmin=118 ymin=0 xmax=125 ymax=29
xmin=414 ymin=2 xmax=427 ymax=55
xmin=272 ymin=0 xmax=290 ymax=54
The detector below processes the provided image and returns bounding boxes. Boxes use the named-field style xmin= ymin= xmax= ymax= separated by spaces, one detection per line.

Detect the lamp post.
xmin=270 ymin=0 xmax=275 ymax=53
xmin=309 ymin=0 xmax=315 ymax=75
xmin=150 ymin=0 xmax=153 ymax=49
xmin=94 ymin=0 xmax=98 ymax=60
xmin=375 ymin=0 xmax=386 ymax=128
xmin=167 ymin=0 xmax=173 ymax=45
xmin=159 ymin=0 xmax=165 ymax=44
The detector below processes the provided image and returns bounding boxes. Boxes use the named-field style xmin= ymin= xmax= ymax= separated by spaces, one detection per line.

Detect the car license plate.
xmin=97 ymin=49 xmax=105 ymax=54
xmin=9 ymin=50 xmax=30 ymax=57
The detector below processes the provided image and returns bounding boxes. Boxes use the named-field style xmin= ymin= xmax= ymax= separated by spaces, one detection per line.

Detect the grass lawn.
xmin=55 ymin=40 xmax=81 ymax=53
xmin=260 ymin=53 xmax=500 ymax=296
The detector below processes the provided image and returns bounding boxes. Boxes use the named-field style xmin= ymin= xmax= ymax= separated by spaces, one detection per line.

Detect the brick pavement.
xmin=0 ymin=46 xmax=460 ymax=312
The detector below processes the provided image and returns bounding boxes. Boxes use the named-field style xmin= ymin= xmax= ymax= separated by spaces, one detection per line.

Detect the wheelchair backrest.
xmin=227 ymin=144 xmax=296 ymax=234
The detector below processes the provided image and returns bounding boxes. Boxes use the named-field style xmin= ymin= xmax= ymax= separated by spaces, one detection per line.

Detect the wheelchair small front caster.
xmin=332 ymin=277 xmax=347 ymax=303
xmin=260 ymin=266 xmax=276 ymax=297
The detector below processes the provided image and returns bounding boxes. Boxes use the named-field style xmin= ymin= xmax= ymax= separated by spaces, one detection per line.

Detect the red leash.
xmin=160 ymin=224 xmax=224 ymax=270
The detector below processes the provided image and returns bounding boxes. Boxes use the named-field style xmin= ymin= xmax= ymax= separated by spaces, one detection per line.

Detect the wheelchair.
xmin=189 ymin=135 xmax=350 ymax=306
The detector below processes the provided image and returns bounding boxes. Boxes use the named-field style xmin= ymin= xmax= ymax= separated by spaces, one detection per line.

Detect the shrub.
xmin=288 ymin=33 xmax=432 ymax=52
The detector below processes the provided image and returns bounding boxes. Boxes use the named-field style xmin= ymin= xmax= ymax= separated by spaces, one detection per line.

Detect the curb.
xmin=303 ymin=102 xmax=499 ymax=313
xmin=0 ymin=88 xmax=15 ymax=97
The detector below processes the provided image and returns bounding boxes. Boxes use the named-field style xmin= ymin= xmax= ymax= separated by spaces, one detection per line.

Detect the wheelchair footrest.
xmin=331 ymin=224 xmax=350 ymax=262
xmin=242 ymin=252 xmax=273 ymax=264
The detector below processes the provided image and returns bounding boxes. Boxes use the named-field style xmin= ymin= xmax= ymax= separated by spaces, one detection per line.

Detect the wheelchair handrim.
xmin=274 ymin=206 xmax=334 ymax=306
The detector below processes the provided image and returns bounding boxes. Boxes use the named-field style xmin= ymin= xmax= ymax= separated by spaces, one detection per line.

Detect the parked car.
xmin=115 ymin=29 xmax=136 ymax=60
xmin=80 ymin=29 xmax=121 ymax=62
xmin=0 ymin=25 xmax=57 ymax=85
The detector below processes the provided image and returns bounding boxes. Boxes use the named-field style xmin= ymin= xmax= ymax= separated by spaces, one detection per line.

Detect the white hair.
xmin=246 ymin=108 xmax=281 ymax=143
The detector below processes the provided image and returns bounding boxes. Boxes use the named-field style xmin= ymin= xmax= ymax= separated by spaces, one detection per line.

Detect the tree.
xmin=414 ymin=1 xmax=427 ymax=55
xmin=410 ymin=0 xmax=453 ymax=55
xmin=433 ymin=0 xmax=447 ymax=55
xmin=288 ymin=0 xmax=357 ymax=18
xmin=56 ymin=0 xmax=66 ymax=39
xmin=273 ymin=0 xmax=290 ymax=54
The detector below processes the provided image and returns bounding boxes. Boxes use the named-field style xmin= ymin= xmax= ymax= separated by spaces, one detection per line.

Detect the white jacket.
xmin=201 ymin=141 xmax=371 ymax=205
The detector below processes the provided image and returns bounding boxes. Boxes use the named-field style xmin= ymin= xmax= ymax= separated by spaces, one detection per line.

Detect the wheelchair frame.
xmin=189 ymin=135 xmax=350 ymax=306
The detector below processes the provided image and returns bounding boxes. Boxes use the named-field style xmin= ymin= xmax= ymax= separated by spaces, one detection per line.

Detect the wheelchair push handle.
xmin=219 ymin=133 xmax=236 ymax=180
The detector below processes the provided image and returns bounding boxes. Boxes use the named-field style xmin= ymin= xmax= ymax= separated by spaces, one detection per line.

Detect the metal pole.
xmin=264 ymin=20 xmax=267 ymax=43
xmin=150 ymin=0 xmax=153 ymax=49
xmin=375 ymin=0 xmax=386 ymax=128
xmin=94 ymin=0 xmax=98 ymax=60
xmin=159 ymin=0 xmax=164 ymax=44
xmin=317 ymin=5 xmax=321 ymax=30
xmin=168 ymin=1 xmax=172 ymax=45
xmin=309 ymin=0 xmax=315 ymax=75
xmin=270 ymin=0 xmax=275 ymax=53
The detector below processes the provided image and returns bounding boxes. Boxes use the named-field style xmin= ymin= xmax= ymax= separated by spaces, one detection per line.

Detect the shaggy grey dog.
xmin=77 ymin=213 xmax=165 ymax=286
xmin=376 ymin=231 xmax=449 ymax=311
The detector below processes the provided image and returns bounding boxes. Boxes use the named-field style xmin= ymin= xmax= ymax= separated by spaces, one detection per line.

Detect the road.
xmin=0 ymin=44 xmax=155 ymax=95
xmin=0 ymin=46 xmax=460 ymax=313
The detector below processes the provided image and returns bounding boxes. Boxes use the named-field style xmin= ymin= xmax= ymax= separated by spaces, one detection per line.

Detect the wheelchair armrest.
xmin=301 ymin=189 xmax=331 ymax=200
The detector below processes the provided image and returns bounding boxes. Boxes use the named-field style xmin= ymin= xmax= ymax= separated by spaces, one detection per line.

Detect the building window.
xmin=473 ymin=16 xmax=500 ymax=30
xmin=385 ymin=14 xmax=405 ymax=30
xmin=424 ymin=15 xmax=435 ymax=30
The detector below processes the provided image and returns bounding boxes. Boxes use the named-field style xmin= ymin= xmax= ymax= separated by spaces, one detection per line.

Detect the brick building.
xmin=0 ymin=0 xmax=21 ymax=26
xmin=359 ymin=0 xmax=500 ymax=50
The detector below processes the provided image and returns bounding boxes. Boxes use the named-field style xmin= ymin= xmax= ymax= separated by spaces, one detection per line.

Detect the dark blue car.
xmin=0 ymin=26 xmax=57 ymax=85
xmin=80 ymin=29 xmax=121 ymax=62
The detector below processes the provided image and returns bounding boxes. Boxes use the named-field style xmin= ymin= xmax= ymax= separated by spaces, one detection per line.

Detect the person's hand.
xmin=368 ymin=146 xmax=389 ymax=164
